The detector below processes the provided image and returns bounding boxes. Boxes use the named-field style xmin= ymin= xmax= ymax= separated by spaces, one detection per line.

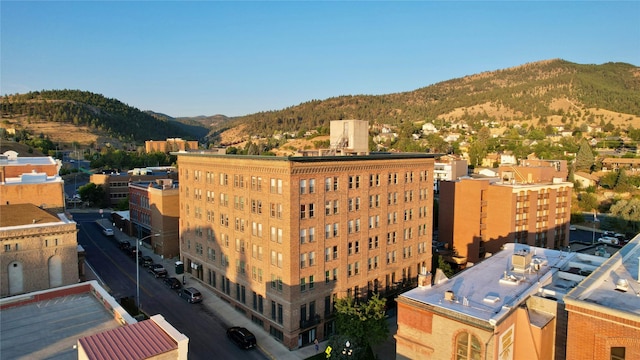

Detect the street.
xmin=73 ymin=212 xmax=268 ymax=360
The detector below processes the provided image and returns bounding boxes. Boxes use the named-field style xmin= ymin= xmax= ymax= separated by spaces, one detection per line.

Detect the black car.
xmin=148 ymin=264 xmax=168 ymax=278
xmin=140 ymin=256 xmax=154 ymax=268
xmin=118 ymin=240 xmax=131 ymax=251
xmin=163 ymin=277 xmax=182 ymax=290
xmin=227 ymin=326 xmax=257 ymax=349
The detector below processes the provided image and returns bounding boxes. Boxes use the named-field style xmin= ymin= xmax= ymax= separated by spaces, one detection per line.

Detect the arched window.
xmin=455 ymin=331 xmax=481 ymax=360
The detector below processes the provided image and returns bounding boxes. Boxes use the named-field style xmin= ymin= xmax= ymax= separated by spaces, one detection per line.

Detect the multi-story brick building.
xmin=177 ymin=152 xmax=435 ymax=349
xmin=0 ymin=203 xmax=79 ymax=297
xmin=145 ymin=138 xmax=198 ymax=153
xmin=0 ymin=151 xmax=65 ymax=213
xmin=439 ymin=161 xmax=572 ymax=265
xmin=396 ymin=242 xmax=608 ymax=360
xmin=90 ymin=167 xmax=178 ymax=206
xmin=129 ymin=179 xmax=180 ymax=258
xmin=564 ymin=236 xmax=640 ymax=360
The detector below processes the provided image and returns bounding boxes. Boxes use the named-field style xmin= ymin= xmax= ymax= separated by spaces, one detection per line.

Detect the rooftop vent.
xmin=444 ymin=290 xmax=455 ymax=301
xmin=615 ymin=279 xmax=629 ymax=292
xmin=483 ymin=295 xmax=500 ymax=304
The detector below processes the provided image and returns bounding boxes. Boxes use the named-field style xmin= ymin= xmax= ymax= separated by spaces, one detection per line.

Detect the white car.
xmin=569 ymin=225 xmax=577 ymax=231
xmin=598 ymin=237 xmax=619 ymax=245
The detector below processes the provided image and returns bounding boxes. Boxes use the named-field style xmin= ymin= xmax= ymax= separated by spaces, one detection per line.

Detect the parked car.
xmin=603 ymin=231 xmax=616 ymax=237
xmin=118 ymin=240 xmax=131 ymax=251
xmin=569 ymin=225 xmax=577 ymax=231
xmin=148 ymin=264 xmax=168 ymax=278
xmin=598 ymin=236 xmax=619 ymax=245
xmin=226 ymin=326 xmax=257 ymax=349
xmin=179 ymin=287 xmax=202 ymax=303
xmin=163 ymin=277 xmax=182 ymax=290
xmin=140 ymin=256 xmax=154 ymax=268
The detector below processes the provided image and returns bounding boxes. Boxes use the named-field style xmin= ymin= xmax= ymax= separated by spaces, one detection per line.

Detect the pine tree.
xmin=574 ymin=139 xmax=595 ymax=171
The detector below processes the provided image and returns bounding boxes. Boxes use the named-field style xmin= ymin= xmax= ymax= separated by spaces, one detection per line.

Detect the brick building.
xmin=129 ymin=179 xmax=180 ymax=258
xmin=145 ymin=138 xmax=198 ymax=153
xmin=438 ymin=161 xmax=572 ymax=265
xmin=0 ymin=204 xmax=79 ymax=297
xmin=0 ymin=151 xmax=65 ymax=213
xmin=564 ymin=236 xmax=640 ymax=360
xmin=90 ymin=167 xmax=177 ymax=206
xmin=176 ymin=152 xmax=435 ymax=349
xmin=396 ymin=243 xmax=607 ymax=360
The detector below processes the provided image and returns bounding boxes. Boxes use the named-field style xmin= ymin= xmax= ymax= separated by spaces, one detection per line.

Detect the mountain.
xmin=208 ymin=59 xmax=640 ymax=144
xmin=1 ymin=90 xmax=202 ymax=146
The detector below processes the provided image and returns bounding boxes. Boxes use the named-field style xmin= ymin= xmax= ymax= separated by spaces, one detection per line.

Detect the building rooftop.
xmin=0 ymin=281 xmax=134 ymax=360
xmin=401 ymin=243 xmax=602 ymax=326
xmin=130 ymin=180 xmax=179 ymax=191
xmin=0 ymin=152 xmax=57 ymax=166
xmin=0 ymin=281 xmax=184 ymax=360
xmin=0 ymin=203 xmax=64 ymax=227
xmin=564 ymin=235 xmax=640 ymax=317
xmin=173 ymin=151 xmax=438 ymax=162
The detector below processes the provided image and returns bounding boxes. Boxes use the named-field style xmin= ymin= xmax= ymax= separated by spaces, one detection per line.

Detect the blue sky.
xmin=2 ymin=1 xmax=639 ymax=117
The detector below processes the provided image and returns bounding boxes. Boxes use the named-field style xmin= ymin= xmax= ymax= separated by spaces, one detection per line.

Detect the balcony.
xmin=300 ymin=314 xmax=321 ymax=329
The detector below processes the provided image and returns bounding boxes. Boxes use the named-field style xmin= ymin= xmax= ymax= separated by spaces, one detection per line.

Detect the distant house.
xmin=601 ymin=158 xmax=640 ymax=172
xmin=421 ymin=122 xmax=438 ymax=134
xmin=574 ymin=171 xmax=598 ymax=188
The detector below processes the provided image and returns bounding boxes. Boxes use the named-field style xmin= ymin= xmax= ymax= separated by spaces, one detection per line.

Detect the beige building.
xmin=396 ymin=243 xmax=608 ymax=360
xmin=177 ymin=152 xmax=435 ymax=349
xmin=145 ymin=138 xmax=198 ymax=153
xmin=0 ymin=151 xmax=65 ymax=213
xmin=90 ymin=167 xmax=177 ymax=206
xmin=129 ymin=179 xmax=180 ymax=258
xmin=0 ymin=204 xmax=78 ymax=297
xmin=439 ymin=161 xmax=573 ymax=265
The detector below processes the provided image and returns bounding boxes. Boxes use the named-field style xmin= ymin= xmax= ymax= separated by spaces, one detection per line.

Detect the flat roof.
xmin=400 ymin=243 xmax=600 ymax=326
xmin=173 ymin=151 xmax=438 ymax=162
xmin=0 ymin=155 xmax=56 ymax=166
xmin=564 ymin=235 xmax=640 ymax=318
xmin=0 ymin=282 xmax=128 ymax=360
xmin=0 ymin=203 xmax=62 ymax=227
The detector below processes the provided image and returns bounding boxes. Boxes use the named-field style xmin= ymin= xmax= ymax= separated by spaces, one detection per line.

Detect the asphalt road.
xmin=73 ymin=212 xmax=267 ymax=360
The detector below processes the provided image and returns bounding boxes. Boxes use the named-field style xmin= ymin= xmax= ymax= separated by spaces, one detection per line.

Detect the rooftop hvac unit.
xmin=512 ymin=250 xmax=533 ymax=272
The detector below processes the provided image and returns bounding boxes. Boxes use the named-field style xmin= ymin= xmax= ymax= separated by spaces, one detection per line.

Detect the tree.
xmin=333 ymin=293 xmax=388 ymax=358
xmin=78 ymin=183 xmax=105 ymax=207
xmin=574 ymin=139 xmax=595 ymax=171
xmin=609 ymin=198 xmax=640 ymax=233
xmin=438 ymin=256 xmax=455 ymax=278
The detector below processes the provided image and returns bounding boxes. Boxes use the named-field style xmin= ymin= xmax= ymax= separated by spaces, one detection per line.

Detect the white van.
xmin=103 ymin=228 xmax=114 ymax=236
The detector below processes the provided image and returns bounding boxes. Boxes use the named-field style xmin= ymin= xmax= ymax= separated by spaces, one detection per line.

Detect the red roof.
xmin=78 ymin=319 xmax=177 ymax=360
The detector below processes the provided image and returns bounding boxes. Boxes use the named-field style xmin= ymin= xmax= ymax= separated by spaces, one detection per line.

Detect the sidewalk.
xmin=93 ymin=219 xmax=327 ymax=360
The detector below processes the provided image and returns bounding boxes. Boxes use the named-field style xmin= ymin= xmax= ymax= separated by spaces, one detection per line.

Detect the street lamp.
xmin=592 ymin=211 xmax=599 ymax=245
xmin=136 ymin=233 xmax=160 ymax=311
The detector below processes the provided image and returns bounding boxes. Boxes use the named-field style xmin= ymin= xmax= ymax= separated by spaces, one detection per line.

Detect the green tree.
xmin=574 ymin=139 xmax=595 ymax=171
xmin=609 ymin=198 xmax=640 ymax=233
xmin=333 ymin=293 xmax=388 ymax=356
xmin=438 ymin=256 xmax=455 ymax=278
xmin=577 ymin=193 xmax=598 ymax=211
xmin=78 ymin=183 xmax=105 ymax=207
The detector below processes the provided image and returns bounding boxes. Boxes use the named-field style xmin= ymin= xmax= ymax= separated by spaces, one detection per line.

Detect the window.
xmin=300 ymin=253 xmax=307 ymax=268
xmin=611 ymin=347 xmax=626 ymax=360
xmin=300 ymin=204 xmax=307 ymax=219
xmin=270 ymin=178 xmax=283 ymax=194
xmin=300 ymin=229 xmax=307 ymax=244
xmin=309 ymin=228 xmax=315 ymax=242
xmin=455 ymin=332 xmax=481 ymax=360
xmin=300 ymin=180 xmax=307 ymax=194
xmin=309 ymin=203 xmax=315 ymax=218
xmin=309 ymin=252 xmax=316 ymax=266
xmin=301 ymin=277 xmax=306 ymax=291
xmin=309 ymin=179 xmax=316 ymax=193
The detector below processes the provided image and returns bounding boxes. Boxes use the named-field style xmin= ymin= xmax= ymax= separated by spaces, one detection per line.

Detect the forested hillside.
xmin=1 ymin=90 xmax=197 ymax=142
xmin=212 ymin=60 xmax=640 ymax=143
